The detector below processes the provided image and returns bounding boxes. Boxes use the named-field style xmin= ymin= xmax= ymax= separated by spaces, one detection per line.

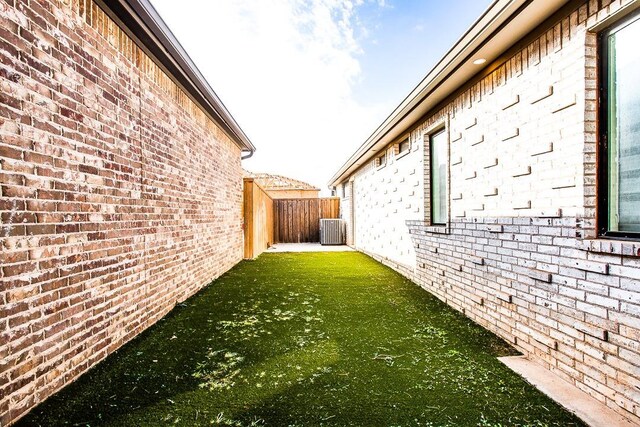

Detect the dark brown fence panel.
xmin=274 ymin=198 xmax=340 ymax=243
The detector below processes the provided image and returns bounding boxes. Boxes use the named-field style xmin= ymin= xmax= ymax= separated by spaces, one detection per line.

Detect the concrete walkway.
xmin=499 ymin=356 xmax=639 ymax=427
xmin=265 ymin=243 xmax=355 ymax=253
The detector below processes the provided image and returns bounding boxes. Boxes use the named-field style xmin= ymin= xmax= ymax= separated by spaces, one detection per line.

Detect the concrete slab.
xmin=265 ymin=243 xmax=355 ymax=253
xmin=499 ymin=356 xmax=639 ymax=427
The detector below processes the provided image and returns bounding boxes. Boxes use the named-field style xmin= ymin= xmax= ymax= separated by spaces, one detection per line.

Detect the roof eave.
xmin=328 ymin=0 xmax=570 ymax=188
xmin=96 ymin=0 xmax=256 ymax=154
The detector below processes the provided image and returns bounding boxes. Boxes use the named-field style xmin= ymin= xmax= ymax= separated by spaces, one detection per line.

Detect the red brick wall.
xmin=0 ymin=1 xmax=244 ymax=424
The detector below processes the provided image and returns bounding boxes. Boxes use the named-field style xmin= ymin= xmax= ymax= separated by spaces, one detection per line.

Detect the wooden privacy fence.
xmin=274 ymin=198 xmax=340 ymax=243
xmin=243 ymin=178 xmax=274 ymax=259
xmin=243 ymin=189 xmax=341 ymax=256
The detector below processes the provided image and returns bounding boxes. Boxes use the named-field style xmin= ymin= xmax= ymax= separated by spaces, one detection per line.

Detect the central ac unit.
xmin=320 ymin=219 xmax=345 ymax=245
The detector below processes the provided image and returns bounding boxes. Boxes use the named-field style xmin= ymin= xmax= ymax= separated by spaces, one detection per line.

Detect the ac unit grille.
xmin=319 ymin=219 xmax=345 ymax=245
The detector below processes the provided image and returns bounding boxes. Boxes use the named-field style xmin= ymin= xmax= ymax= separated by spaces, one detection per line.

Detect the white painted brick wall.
xmin=336 ymin=0 xmax=640 ymax=423
xmin=349 ymin=137 xmax=424 ymax=267
xmin=447 ymin=30 xmax=586 ymax=220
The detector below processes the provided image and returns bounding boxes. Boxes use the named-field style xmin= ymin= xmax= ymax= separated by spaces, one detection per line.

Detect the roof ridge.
xmin=243 ymin=170 xmax=320 ymax=191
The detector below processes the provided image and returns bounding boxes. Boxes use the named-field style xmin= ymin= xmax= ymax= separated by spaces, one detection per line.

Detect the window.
xmin=430 ymin=129 xmax=448 ymax=224
xmin=398 ymin=138 xmax=410 ymax=154
xmin=599 ymin=12 xmax=640 ymax=238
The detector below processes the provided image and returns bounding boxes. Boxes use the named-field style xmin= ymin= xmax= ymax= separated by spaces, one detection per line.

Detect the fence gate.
xmin=273 ymin=198 xmax=340 ymax=243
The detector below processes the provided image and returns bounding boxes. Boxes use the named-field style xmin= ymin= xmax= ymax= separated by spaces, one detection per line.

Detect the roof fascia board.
xmin=369 ymin=0 xmax=523 ymax=145
xmin=328 ymin=0 xmax=523 ymax=186
xmin=329 ymin=0 xmax=572 ymax=187
xmin=94 ymin=0 xmax=256 ymax=153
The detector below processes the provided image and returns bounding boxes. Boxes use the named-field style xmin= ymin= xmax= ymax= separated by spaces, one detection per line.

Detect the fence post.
xmin=243 ymin=178 xmax=254 ymax=259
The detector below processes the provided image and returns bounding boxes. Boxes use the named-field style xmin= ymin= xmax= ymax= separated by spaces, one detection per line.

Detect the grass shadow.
xmin=17 ymin=252 xmax=585 ymax=427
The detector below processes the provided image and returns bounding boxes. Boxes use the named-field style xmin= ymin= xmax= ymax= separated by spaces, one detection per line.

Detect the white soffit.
xmin=329 ymin=0 xmax=570 ymax=187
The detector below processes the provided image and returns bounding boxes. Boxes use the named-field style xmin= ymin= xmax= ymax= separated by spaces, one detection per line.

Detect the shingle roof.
xmin=244 ymin=171 xmax=320 ymax=191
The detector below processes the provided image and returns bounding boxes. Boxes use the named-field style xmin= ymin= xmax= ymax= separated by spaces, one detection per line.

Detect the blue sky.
xmin=352 ymin=1 xmax=491 ymax=107
xmin=150 ymin=0 xmax=492 ymax=192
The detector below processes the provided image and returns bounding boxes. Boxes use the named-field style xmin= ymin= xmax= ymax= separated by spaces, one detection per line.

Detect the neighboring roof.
xmin=97 ymin=0 xmax=256 ymax=154
xmin=244 ymin=171 xmax=320 ymax=192
xmin=328 ymin=0 xmax=573 ymax=187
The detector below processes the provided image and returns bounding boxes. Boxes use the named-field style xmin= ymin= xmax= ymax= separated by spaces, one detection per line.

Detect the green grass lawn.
xmin=17 ymin=252 xmax=584 ymax=426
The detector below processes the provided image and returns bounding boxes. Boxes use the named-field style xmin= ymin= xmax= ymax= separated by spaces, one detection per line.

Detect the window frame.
xmin=597 ymin=10 xmax=640 ymax=240
xmin=398 ymin=137 xmax=411 ymax=156
xmin=428 ymin=128 xmax=448 ymax=226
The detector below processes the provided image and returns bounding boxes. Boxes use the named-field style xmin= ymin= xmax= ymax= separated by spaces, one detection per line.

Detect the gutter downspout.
xmin=241 ymin=150 xmax=254 ymax=160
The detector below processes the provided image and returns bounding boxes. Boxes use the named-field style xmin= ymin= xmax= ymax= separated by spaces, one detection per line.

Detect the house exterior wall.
xmin=0 ymin=1 xmax=244 ymax=424
xmin=337 ymin=0 xmax=640 ymax=422
xmin=347 ymin=142 xmax=424 ymax=267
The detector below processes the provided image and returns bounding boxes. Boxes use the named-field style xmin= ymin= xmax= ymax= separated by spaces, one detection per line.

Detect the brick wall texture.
xmin=339 ymin=0 xmax=640 ymax=423
xmin=0 ymin=0 xmax=244 ymax=424
xmin=347 ymin=140 xmax=423 ymax=267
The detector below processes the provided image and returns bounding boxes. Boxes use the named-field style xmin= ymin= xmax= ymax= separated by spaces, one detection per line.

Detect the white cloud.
xmin=151 ymin=0 xmax=388 ymax=192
